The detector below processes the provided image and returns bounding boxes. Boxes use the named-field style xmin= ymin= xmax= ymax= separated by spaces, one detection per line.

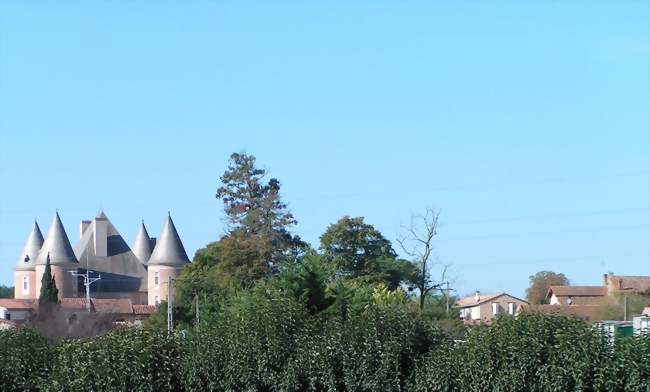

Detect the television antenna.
xmin=69 ymin=254 xmax=101 ymax=312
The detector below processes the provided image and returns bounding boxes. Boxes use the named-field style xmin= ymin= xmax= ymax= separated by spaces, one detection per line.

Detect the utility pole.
xmin=69 ymin=270 xmax=101 ymax=312
xmin=195 ymin=294 xmax=200 ymax=330
xmin=167 ymin=276 xmax=174 ymax=335
xmin=445 ymin=281 xmax=450 ymax=313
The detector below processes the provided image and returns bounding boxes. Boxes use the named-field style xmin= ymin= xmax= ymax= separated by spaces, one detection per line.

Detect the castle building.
xmin=12 ymin=211 xmax=190 ymax=306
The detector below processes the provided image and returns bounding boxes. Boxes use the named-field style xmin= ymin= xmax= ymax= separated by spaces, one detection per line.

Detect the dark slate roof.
xmin=131 ymin=222 xmax=153 ymax=265
xmin=36 ymin=212 xmax=78 ymax=265
xmin=148 ymin=214 xmax=190 ymax=267
xmin=15 ymin=221 xmax=44 ymax=271
xmin=73 ymin=213 xmax=148 ymax=292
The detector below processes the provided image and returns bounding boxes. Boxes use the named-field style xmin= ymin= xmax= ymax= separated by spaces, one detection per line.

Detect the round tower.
xmin=147 ymin=213 xmax=190 ymax=305
xmin=34 ymin=212 xmax=79 ymax=299
xmin=14 ymin=221 xmax=44 ymax=299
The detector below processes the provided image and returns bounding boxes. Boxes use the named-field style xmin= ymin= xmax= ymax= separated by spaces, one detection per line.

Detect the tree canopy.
xmin=526 ymin=271 xmax=569 ymax=304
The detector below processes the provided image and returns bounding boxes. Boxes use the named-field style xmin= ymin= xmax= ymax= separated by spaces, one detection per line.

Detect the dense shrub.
xmin=292 ymin=305 xmax=446 ymax=392
xmin=0 ymin=327 xmax=52 ymax=391
xmin=594 ymin=335 xmax=650 ymax=392
xmin=0 ymin=313 xmax=648 ymax=391
xmin=42 ymin=327 xmax=182 ymax=392
xmin=411 ymin=314 xmax=650 ymax=392
xmin=181 ymin=287 xmax=309 ymax=391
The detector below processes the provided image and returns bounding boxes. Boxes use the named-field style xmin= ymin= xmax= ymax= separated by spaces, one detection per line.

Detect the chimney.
xmin=80 ymin=220 xmax=91 ymax=239
xmin=94 ymin=217 xmax=107 ymax=257
xmin=474 ymin=290 xmax=480 ymax=302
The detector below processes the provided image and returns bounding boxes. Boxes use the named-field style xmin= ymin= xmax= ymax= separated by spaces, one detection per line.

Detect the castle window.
xmin=154 ymin=271 xmax=159 ymax=286
xmin=22 ymin=276 xmax=29 ymax=294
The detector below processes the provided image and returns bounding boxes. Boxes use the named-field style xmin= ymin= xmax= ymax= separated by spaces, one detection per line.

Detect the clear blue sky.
xmin=1 ymin=2 xmax=648 ymax=298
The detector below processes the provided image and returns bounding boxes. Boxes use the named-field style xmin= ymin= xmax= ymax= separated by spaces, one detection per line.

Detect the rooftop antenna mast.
xmin=69 ymin=253 xmax=101 ymax=312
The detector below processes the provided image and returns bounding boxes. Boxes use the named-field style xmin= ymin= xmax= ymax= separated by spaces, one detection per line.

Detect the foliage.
xmin=319 ymin=216 xmax=414 ymax=290
xmin=273 ymin=251 xmax=334 ymax=314
xmin=0 ymin=327 xmax=52 ymax=391
xmin=0 ymin=285 xmax=13 ymax=298
xmin=593 ymin=293 xmax=650 ymax=321
xmin=180 ymin=287 xmax=309 ymax=391
xmin=38 ymin=258 xmax=58 ymax=307
xmin=595 ymin=335 xmax=650 ymax=391
xmin=43 ymin=327 xmax=182 ymax=392
xmin=216 ymin=152 xmax=304 ymax=273
xmin=0 ymin=313 xmax=648 ymax=391
xmin=526 ymin=270 xmax=570 ymax=304
xmin=320 ymin=216 xmax=396 ymax=274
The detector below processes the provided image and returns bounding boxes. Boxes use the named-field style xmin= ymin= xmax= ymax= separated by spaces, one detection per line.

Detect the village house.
xmin=455 ymin=291 xmax=528 ymax=325
xmin=523 ymin=273 xmax=650 ymax=323
xmin=546 ymin=285 xmax=607 ymax=305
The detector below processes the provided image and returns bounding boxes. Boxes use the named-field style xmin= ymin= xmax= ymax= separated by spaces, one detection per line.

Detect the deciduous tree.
xmin=526 ymin=271 xmax=569 ymax=304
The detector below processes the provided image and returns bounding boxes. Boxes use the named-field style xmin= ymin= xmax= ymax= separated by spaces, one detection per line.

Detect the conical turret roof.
xmin=36 ymin=212 xmax=78 ymax=265
xmin=148 ymin=214 xmax=190 ymax=267
xmin=132 ymin=221 xmax=153 ymax=265
xmin=15 ymin=221 xmax=44 ymax=271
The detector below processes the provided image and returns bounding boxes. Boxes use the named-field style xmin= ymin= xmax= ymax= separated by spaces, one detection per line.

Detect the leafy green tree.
xmin=273 ymin=251 xmax=333 ymax=314
xmin=320 ymin=216 xmax=412 ymax=289
xmin=320 ymin=216 xmax=396 ymax=274
xmin=38 ymin=256 xmax=59 ymax=307
xmin=526 ymin=271 xmax=570 ymax=304
xmin=0 ymin=285 xmax=13 ymax=298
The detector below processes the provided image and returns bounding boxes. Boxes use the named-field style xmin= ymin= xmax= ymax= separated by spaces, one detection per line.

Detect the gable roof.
xmin=15 ymin=221 xmax=44 ymax=271
xmin=36 ymin=212 xmax=78 ymax=265
xmin=455 ymin=292 xmax=527 ymax=308
xmin=547 ymin=286 xmax=607 ymax=298
xmin=148 ymin=214 xmax=190 ymax=267
xmin=73 ymin=212 xmax=148 ymax=292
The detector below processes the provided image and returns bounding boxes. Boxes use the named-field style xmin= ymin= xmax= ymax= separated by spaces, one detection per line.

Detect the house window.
xmin=508 ymin=302 xmax=516 ymax=315
xmin=22 ymin=276 xmax=29 ymax=294
xmin=5 ymin=313 xmax=10 ymax=321
xmin=154 ymin=271 xmax=159 ymax=286
xmin=492 ymin=303 xmax=499 ymax=315
xmin=154 ymin=295 xmax=159 ymax=305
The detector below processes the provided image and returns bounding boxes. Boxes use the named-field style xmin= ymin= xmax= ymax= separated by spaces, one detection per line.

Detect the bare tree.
xmin=397 ymin=208 xmax=444 ymax=311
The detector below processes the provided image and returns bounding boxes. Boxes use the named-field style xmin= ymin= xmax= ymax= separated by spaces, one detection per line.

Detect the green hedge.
xmin=1 ymin=311 xmax=648 ymax=391
xmin=0 ymin=327 xmax=52 ymax=391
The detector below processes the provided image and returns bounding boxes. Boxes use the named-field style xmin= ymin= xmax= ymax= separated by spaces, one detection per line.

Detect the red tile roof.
xmin=132 ymin=305 xmax=157 ymax=315
xmin=0 ymin=299 xmax=35 ymax=310
xmin=521 ymin=304 xmax=599 ymax=322
xmin=60 ymin=298 xmax=134 ymax=314
xmin=607 ymin=275 xmax=650 ymax=293
xmin=547 ymin=286 xmax=607 ymax=297
xmin=455 ymin=293 xmax=528 ymax=308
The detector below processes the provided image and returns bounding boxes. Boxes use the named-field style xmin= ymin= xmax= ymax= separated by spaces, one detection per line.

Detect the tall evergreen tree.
xmin=216 ymin=153 xmax=304 ymax=275
xmin=39 ymin=254 xmax=59 ymax=306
